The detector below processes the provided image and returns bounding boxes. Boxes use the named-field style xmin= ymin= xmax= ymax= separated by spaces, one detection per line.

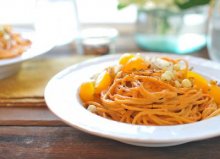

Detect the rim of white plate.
xmin=45 ymin=53 xmax=220 ymax=144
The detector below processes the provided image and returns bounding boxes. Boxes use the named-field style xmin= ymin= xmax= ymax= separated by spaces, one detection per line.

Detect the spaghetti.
xmin=79 ymin=53 xmax=220 ymax=126
xmin=0 ymin=25 xmax=31 ymax=59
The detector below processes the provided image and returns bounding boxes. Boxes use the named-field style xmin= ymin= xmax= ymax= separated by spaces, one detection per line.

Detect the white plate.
xmin=45 ymin=53 xmax=220 ymax=147
xmin=0 ymin=29 xmax=55 ymax=79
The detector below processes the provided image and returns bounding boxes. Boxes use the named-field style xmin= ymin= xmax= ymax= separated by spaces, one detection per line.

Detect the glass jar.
xmin=80 ymin=28 xmax=118 ymax=55
xmin=35 ymin=0 xmax=79 ymax=46
xmin=135 ymin=6 xmax=208 ymax=54
xmin=207 ymin=0 xmax=220 ymax=62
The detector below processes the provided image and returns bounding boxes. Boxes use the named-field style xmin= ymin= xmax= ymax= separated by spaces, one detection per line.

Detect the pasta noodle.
xmin=79 ymin=53 xmax=220 ymax=126
xmin=0 ymin=25 xmax=31 ymax=59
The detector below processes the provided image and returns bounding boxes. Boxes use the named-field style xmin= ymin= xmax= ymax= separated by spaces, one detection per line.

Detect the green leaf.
xmin=117 ymin=3 xmax=129 ymax=10
xmin=175 ymin=0 xmax=211 ymax=10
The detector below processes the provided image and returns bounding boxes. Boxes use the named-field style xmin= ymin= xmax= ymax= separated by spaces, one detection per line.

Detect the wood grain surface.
xmin=0 ymin=126 xmax=219 ymax=159
xmin=0 ymin=107 xmax=63 ymax=126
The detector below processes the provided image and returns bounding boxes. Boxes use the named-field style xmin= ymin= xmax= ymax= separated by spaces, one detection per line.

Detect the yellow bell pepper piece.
xmin=119 ymin=53 xmax=135 ymax=65
xmin=95 ymin=71 xmax=112 ymax=94
xmin=79 ymin=81 xmax=95 ymax=102
xmin=210 ymin=84 xmax=220 ymax=105
xmin=122 ymin=56 xmax=148 ymax=72
xmin=187 ymin=71 xmax=209 ymax=92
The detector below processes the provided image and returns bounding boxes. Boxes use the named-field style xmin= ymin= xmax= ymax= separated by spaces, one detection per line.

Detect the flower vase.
xmin=135 ymin=6 xmax=208 ymax=54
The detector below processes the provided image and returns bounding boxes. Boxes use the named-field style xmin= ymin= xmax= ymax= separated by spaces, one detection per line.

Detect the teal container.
xmin=135 ymin=7 xmax=208 ymax=54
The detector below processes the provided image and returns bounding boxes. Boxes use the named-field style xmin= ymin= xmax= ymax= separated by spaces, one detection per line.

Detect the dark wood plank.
xmin=0 ymin=107 xmax=64 ymax=126
xmin=0 ymin=126 xmax=219 ymax=159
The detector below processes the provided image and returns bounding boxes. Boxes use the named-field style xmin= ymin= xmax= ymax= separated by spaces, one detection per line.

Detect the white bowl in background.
xmin=0 ymin=29 xmax=54 ymax=79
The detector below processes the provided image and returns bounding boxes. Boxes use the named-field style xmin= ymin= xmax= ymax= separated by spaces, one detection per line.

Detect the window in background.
xmin=76 ymin=0 xmax=136 ymax=24
xmin=0 ymin=0 xmax=35 ymax=26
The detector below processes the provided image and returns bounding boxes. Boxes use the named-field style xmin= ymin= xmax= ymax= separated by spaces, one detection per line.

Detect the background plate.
xmin=0 ymin=29 xmax=55 ymax=79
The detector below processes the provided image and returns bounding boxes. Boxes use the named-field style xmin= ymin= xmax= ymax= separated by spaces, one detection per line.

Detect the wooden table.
xmin=1 ymin=30 xmax=218 ymax=159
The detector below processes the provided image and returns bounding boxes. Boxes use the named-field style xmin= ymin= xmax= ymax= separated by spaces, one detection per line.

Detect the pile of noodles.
xmin=83 ymin=57 xmax=220 ymax=126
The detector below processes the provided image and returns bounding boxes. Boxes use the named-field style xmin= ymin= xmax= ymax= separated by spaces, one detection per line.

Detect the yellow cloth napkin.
xmin=0 ymin=56 xmax=93 ymax=106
